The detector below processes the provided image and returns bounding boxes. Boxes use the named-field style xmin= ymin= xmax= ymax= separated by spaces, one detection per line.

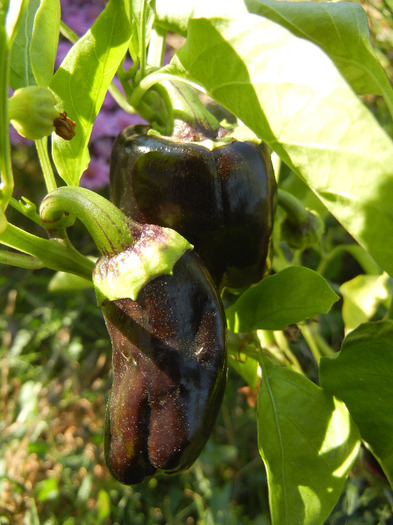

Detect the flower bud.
xmin=9 ymin=86 xmax=59 ymax=140
xmin=281 ymin=208 xmax=324 ymax=249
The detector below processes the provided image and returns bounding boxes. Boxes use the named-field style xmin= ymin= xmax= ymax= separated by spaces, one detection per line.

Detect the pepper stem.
xmin=39 ymin=186 xmax=139 ymax=257
xmin=277 ymin=189 xmax=309 ymax=223
xmin=39 ymin=186 xmax=193 ymax=303
xmin=278 ymin=189 xmax=324 ymax=249
xmin=130 ymin=71 xmax=221 ymax=138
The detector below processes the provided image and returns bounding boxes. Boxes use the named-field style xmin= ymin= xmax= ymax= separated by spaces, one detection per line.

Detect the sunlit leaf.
xmin=48 ymin=270 xmax=93 ymax=293
xmin=226 ymin=266 xmax=339 ymax=332
xmin=50 ymin=0 xmax=131 ymax=185
xmin=9 ymin=0 xmax=39 ymax=89
xmin=30 ymin=0 xmax=60 ymax=87
xmin=340 ymin=273 xmax=390 ymax=334
xmin=320 ymin=320 xmax=393 ymax=487
xmin=246 ymin=0 xmax=393 ymax=104
xmin=163 ymin=13 xmax=393 ymax=278
xmin=258 ymin=356 xmax=360 ymax=524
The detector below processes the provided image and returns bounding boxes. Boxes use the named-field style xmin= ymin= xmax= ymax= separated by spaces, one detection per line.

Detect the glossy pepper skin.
xmin=102 ymin=250 xmax=227 ymax=485
xmin=110 ymin=125 xmax=277 ymax=291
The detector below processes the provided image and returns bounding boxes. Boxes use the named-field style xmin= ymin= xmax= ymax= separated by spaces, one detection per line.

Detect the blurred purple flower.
xmin=56 ymin=41 xmax=71 ymax=68
xmin=59 ymin=0 xmax=104 ymax=38
xmin=91 ymin=103 xmax=145 ymax=141
xmin=79 ymin=157 xmax=109 ymax=189
xmin=84 ymin=107 xmax=145 ymax=190
xmin=9 ymin=125 xmax=33 ymax=146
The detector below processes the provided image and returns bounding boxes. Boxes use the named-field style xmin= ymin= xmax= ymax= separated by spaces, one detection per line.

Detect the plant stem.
xmin=273 ymin=330 xmax=304 ymax=373
xmin=0 ymin=250 xmax=44 ymax=269
xmin=130 ymin=70 xmax=181 ymax=108
xmin=317 ymin=243 xmax=381 ymax=276
xmin=131 ymin=72 xmax=220 ymax=137
xmin=36 ymin=137 xmax=57 ymax=192
xmin=108 ymin=82 xmax=136 ymax=113
xmin=300 ymin=323 xmax=324 ymax=365
xmin=59 ymin=19 xmax=79 ymax=43
xmin=139 ymin=0 xmax=148 ymax=78
xmin=277 ymin=189 xmax=309 ymax=222
xmin=39 ymin=186 xmax=138 ymax=256
xmin=8 ymin=197 xmax=44 ymax=227
xmin=0 ymin=223 xmax=94 ymax=279
xmin=0 ymin=24 xmax=13 ymax=212
xmin=147 ymin=26 xmax=166 ymax=68
xmin=313 ymin=329 xmax=335 ymax=356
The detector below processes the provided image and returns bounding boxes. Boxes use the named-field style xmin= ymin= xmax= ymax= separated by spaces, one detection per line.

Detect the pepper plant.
xmin=1 ymin=0 xmax=393 ymax=523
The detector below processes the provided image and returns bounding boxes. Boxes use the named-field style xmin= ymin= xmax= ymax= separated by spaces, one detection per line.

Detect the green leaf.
xmin=246 ymin=0 xmax=393 ymax=104
xmin=258 ymin=356 xmax=360 ymax=525
xmin=154 ymin=0 xmax=247 ymax=34
xmin=8 ymin=0 xmax=60 ymax=89
xmin=48 ymin=270 xmax=93 ymax=293
xmin=9 ymin=0 xmax=39 ymax=89
xmin=320 ymin=320 xmax=393 ymax=487
xmin=35 ymin=477 xmax=59 ymax=502
xmin=5 ymin=0 xmax=27 ymax=43
xmin=156 ymin=0 xmax=393 ymax=103
xmin=30 ymin=0 xmax=60 ymax=87
xmin=227 ymin=331 xmax=260 ymax=388
xmin=50 ymin=0 xmax=131 ymax=185
xmin=340 ymin=273 xmax=390 ymax=334
xmin=129 ymin=0 xmax=155 ymax=65
xmin=165 ymin=14 xmax=393 ymax=278
xmin=229 ymin=355 xmax=259 ymax=389
xmin=226 ymin=266 xmax=339 ymax=332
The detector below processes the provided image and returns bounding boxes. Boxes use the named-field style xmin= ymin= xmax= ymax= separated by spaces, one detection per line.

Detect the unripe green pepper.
xmin=109 ymin=125 xmax=277 ymax=291
xmin=101 ymin=250 xmax=227 ymax=485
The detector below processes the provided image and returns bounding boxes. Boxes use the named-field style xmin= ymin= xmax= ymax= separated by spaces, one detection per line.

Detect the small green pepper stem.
xmin=36 ymin=137 xmax=57 ymax=193
xmin=277 ymin=189 xmax=309 ymax=223
xmin=278 ymin=189 xmax=324 ymax=249
xmin=40 ymin=186 xmax=193 ymax=303
xmin=147 ymin=26 xmax=166 ymax=68
xmin=160 ymin=80 xmax=221 ymax=139
xmin=39 ymin=186 xmax=139 ymax=257
xmin=130 ymin=71 xmax=221 ymax=138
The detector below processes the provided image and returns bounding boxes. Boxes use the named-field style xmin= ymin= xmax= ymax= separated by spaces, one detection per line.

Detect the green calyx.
xmin=147 ymin=120 xmax=262 ymax=151
xmin=9 ymin=86 xmax=59 ymax=140
xmin=93 ymin=225 xmax=192 ymax=305
xmin=39 ymin=186 xmax=192 ymax=303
